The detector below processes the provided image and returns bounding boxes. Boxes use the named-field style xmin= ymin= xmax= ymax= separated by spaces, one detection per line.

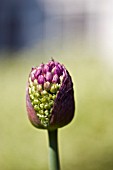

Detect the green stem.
xmin=48 ymin=129 xmax=60 ymax=170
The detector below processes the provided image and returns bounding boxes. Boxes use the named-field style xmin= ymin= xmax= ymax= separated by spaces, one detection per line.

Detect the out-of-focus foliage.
xmin=0 ymin=51 xmax=113 ymax=170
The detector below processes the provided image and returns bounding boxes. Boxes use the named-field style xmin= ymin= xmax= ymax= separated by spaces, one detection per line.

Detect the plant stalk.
xmin=48 ymin=129 xmax=60 ymax=170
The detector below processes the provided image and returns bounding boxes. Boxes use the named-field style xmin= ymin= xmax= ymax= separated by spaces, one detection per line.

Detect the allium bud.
xmin=45 ymin=72 xmax=53 ymax=82
xmin=38 ymin=75 xmax=45 ymax=84
xmin=26 ymin=59 xmax=75 ymax=130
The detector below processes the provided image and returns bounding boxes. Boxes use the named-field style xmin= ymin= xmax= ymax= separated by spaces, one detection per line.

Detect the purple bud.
xmin=54 ymin=61 xmax=59 ymax=66
xmin=48 ymin=61 xmax=55 ymax=71
xmin=38 ymin=75 xmax=45 ymax=84
xmin=40 ymin=63 xmax=44 ymax=68
xmin=31 ymin=69 xmax=36 ymax=74
xmin=31 ymin=73 xmax=35 ymax=81
xmin=45 ymin=72 xmax=53 ymax=82
xmin=52 ymin=66 xmax=61 ymax=76
xmin=34 ymin=68 xmax=42 ymax=78
xmin=43 ymin=64 xmax=50 ymax=73
xmin=52 ymin=74 xmax=59 ymax=83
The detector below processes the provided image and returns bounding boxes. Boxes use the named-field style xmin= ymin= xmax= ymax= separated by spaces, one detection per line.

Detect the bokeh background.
xmin=0 ymin=0 xmax=113 ymax=170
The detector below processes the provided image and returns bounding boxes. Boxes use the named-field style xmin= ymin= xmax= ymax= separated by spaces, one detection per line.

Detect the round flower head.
xmin=26 ymin=59 xmax=75 ymax=130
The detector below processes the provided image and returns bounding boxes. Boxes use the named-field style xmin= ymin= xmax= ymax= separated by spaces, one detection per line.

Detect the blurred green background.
xmin=0 ymin=0 xmax=113 ymax=169
xmin=0 ymin=48 xmax=113 ymax=170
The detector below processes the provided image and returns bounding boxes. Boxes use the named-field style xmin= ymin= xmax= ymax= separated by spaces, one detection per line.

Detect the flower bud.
xmin=52 ymin=74 xmax=59 ymax=83
xmin=34 ymin=69 xmax=42 ymax=78
xmin=45 ymin=72 xmax=53 ymax=82
xmin=43 ymin=64 xmax=50 ymax=73
xmin=26 ymin=59 xmax=75 ymax=130
xmin=38 ymin=75 xmax=45 ymax=84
